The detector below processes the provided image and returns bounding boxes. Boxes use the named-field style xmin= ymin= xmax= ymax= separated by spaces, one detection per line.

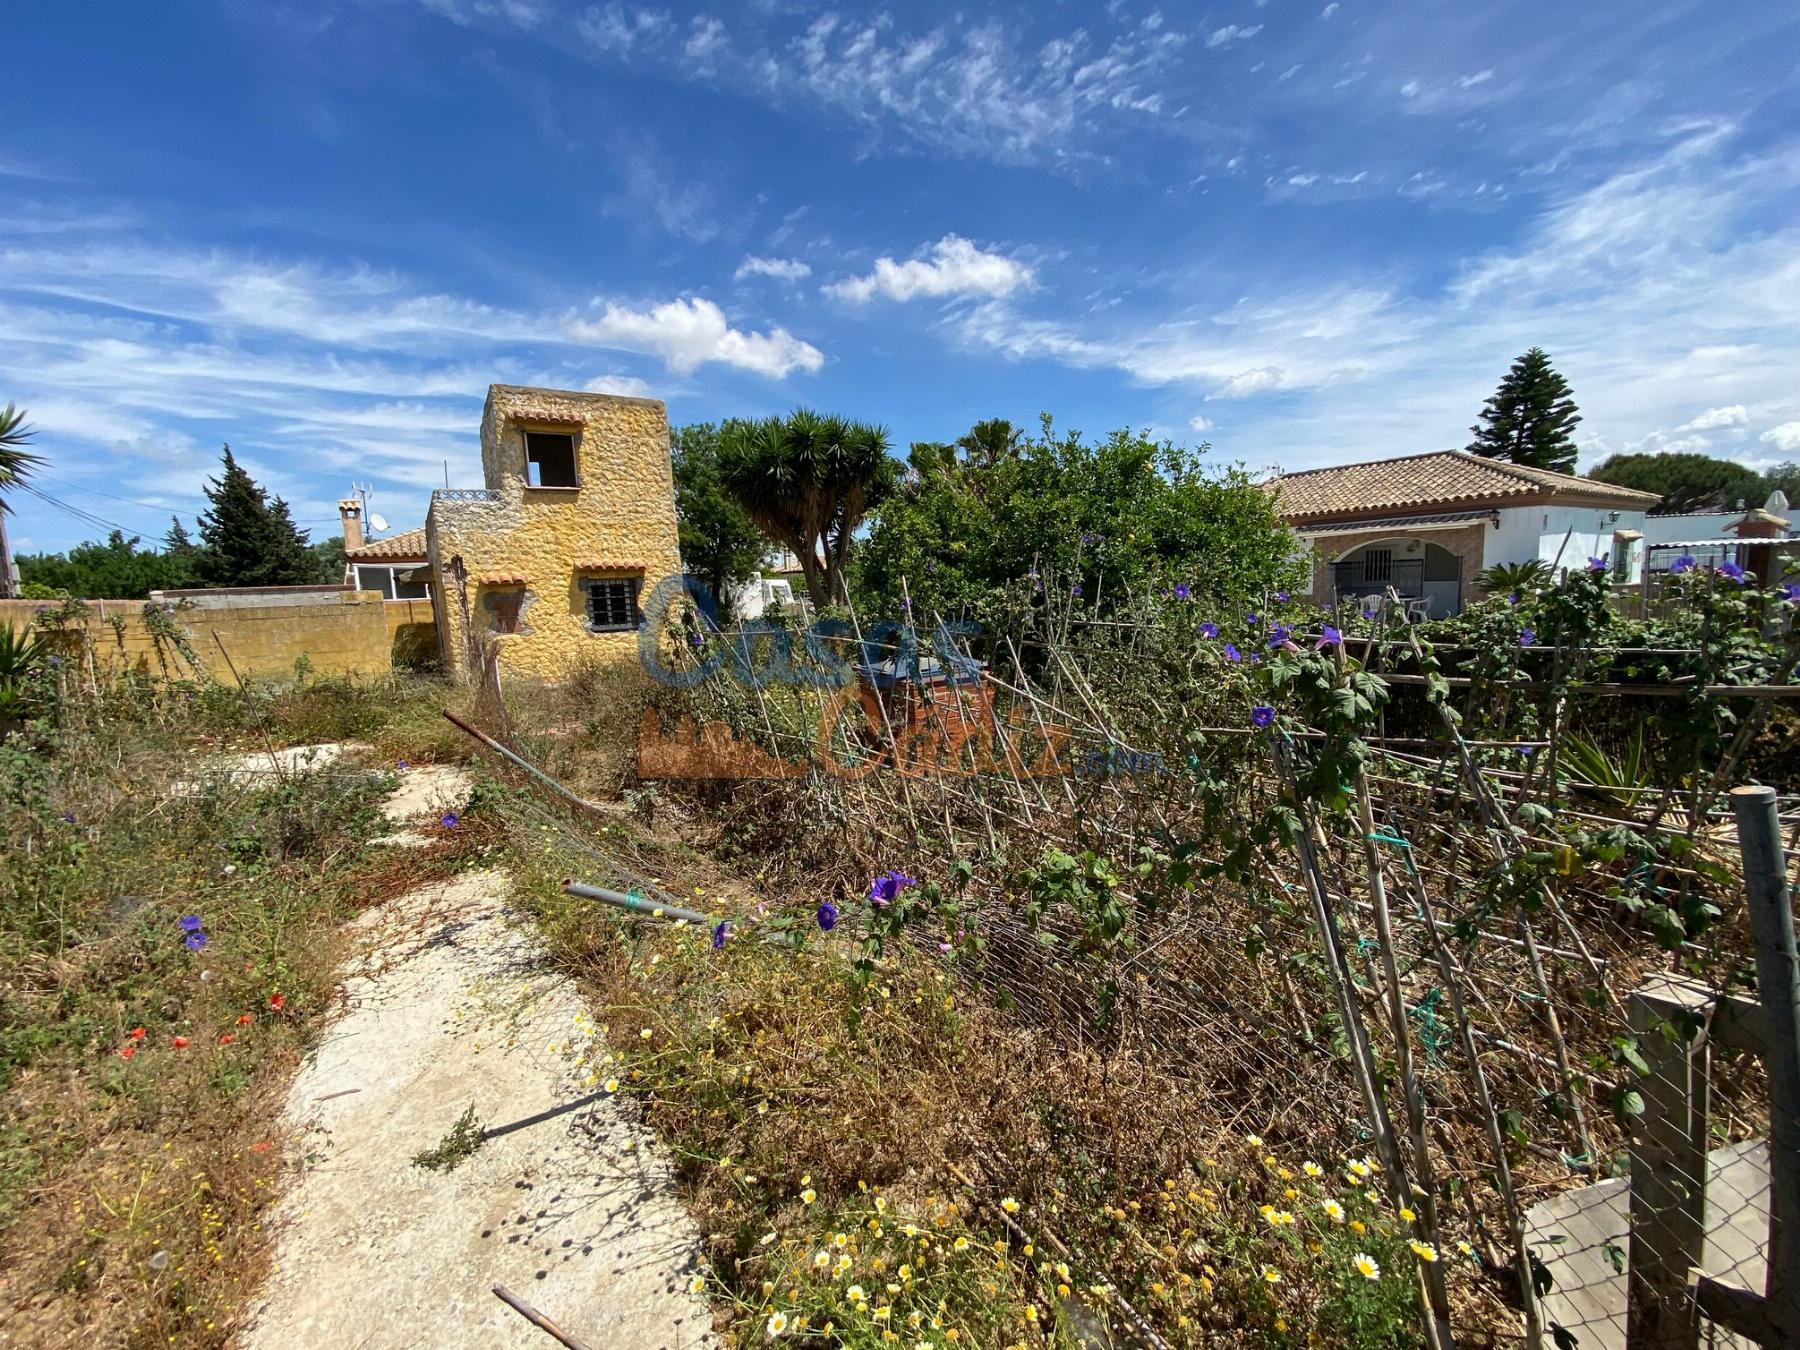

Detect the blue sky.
xmin=3 ymin=1 xmax=1798 ymax=552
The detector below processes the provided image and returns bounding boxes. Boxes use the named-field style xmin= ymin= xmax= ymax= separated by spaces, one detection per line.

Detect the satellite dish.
xmin=369 ymin=512 xmax=390 ymax=533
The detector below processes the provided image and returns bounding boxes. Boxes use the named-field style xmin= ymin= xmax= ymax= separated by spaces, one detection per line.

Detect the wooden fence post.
xmin=1627 ymin=975 xmax=1713 ymax=1350
xmin=1730 ymin=785 xmax=1800 ymax=1342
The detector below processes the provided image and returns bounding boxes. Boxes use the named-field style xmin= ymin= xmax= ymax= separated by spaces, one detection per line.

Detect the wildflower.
xmin=441 ymin=811 xmax=459 ymax=829
xmin=1718 ymin=560 xmax=1747 ymax=583
xmin=1198 ymin=621 xmax=1219 ymax=639
xmin=802 ymin=1188 xmax=816 ymax=1205
xmin=817 ymin=901 xmax=839 ymax=930
xmin=869 ymin=871 xmax=916 ymax=905
xmin=1350 ymin=1219 xmax=1367 ymax=1234
xmin=1251 ymin=705 xmax=1275 ymax=729
xmin=119 ymin=1045 xmax=137 ymax=1060
xmin=1456 ymin=1240 xmax=1477 ymax=1260
xmin=236 ymin=1013 xmax=253 ymax=1026
xmin=766 ymin=1311 xmax=789 ymax=1338
xmin=1316 ymin=626 xmax=1342 ymax=650
xmin=712 ymin=921 xmax=730 ymax=949
xmin=1276 ymin=591 xmax=1289 ymax=603
xmin=1507 ymin=591 xmax=1520 ymax=606
xmin=1260 ymin=1266 xmax=1281 ymax=1285
xmin=1223 ymin=642 xmax=1242 ymax=663
xmin=179 ymin=915 xmax=203 ymax=932
xmin=1519 ymin=628 xmax=1536 ymax=647
xmin=1347 ymin=1158 xmax=1371 ymax=1177
xmin=1361 ymin=607 xmax=1376 ymax=621
xmin=218 ymin=1033 xmax=235 ymax=1045
xmin=1669 ymin=553 xmax=1696 ymax=574
xmin=1000 ymin=1197 xmax=1019 ymax=1213
xmin=640 ymin=1026 xmax=653 ymax=1039
xmin=604 ymin=1078 xmax=620 ymax=1093
xmin=1409 ymin=1241 xmax=1439 ymax=1263
xmin=129 ymin=1026 xmax=146 ymax=1041
xmin=1783 ymin=581 xmax=1800 ymax=604
xmin=1354 ymin=1253 xmax=1380 ymax=1280
xmin=185 ymin=931 xmax=208 ymax=952
xmin=397 ymin=759 xmax=409 ymax=770
xmin=269 ymin=993 xmax=285 ymax=1011
xmin=847 ymin=1285 xmax=868 ymax=1305
xmin=1174 ymin=583 xmax=1191 ymax=601
xmin=1321 ymin=1198 xmax=1345 ymax=1222
xmin=814 ymin=1250 xmax=831 ymax=1270
xmin=689 ymin=1274 xmax=707 ymax=1293
xmin=953 ymin=1236 xmax=969 ymax=1251
xmin=1268 ymin=624 xmax=1292 ymax=648
xmin=1264 ymin=1209 xmax=1295 ymax=1228
xmin=1071 ymin=584 xmax=1082 ymax=598
xmin=1303 ymin=1161 xmax=1323 ymax=1177
xmin=171 ymin=1036 xmax=189 ymax=1048
xmin=1587 ymin=555 xmax=1608 ymax=572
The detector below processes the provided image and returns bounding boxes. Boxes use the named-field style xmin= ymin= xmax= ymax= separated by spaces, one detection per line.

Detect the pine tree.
xmin=162 ymin=515 xmax=199 ymax=589
xmin=195 ymin=446 xmax=320 ymax=587
xmin=1467 ymin=348 xmax=1582 ymax=474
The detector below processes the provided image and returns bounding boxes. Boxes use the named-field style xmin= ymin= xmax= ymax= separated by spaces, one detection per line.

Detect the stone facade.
xmin=427 ymin=385 xmax=683 ymax=681
xmin=1308 ymin=522 xmax=1491 ymax=608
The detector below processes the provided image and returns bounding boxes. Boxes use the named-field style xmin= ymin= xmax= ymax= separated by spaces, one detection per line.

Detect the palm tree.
xmin=716 ymin=409 xmax=895 ymax=609
xmin=0 ymin=404 xmax=44 ymax=599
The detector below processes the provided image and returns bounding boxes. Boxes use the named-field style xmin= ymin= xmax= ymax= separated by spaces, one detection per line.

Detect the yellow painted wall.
xmin=428 ymin=385 xmax=684 ymax=682
xmin=1 ymin=592 xmax=431 ymax=681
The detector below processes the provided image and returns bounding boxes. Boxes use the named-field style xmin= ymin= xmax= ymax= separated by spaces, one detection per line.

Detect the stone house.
xmin=1270 ymin=450 xmax=1660 ymax=617
xmin=338 ymin=499 xmax=430 ymax=599
xmin=425 ymin=384 xmax=683 ymax=680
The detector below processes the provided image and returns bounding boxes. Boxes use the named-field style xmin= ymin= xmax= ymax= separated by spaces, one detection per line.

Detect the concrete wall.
xmin=0 ymin=592 xmax=434 ymax=681
xmin=429 ymin=385 xmax=684 ymax=682
xmin=1491 ymin=504 xmax=1648 ymax=582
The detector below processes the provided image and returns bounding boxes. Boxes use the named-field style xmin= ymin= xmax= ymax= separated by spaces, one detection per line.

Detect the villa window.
xmin=583 ymin=577 xmax=641 ymax=632
xmin=1362 ymin=548 xmax=1393 ymax=582
xmin=484 ymin=589 xmax=527 ymax=635
xmin=524 ymin=430 xmax=578 ymax=488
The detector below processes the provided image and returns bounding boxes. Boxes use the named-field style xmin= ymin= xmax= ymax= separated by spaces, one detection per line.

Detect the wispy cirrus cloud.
xmin=735 ymin=255 xmax=811 ymax=283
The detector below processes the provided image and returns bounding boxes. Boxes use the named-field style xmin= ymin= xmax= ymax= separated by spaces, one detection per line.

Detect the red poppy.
xmin=236 ymin=1013 xmax=253 ymax=1026
xmin=129 ymin=1027 xmax=146 ymax=1041
xmin=119 ymin=1045 xmax=137 ymax=1060
xmin=218 ymin=1033 xmax=235 ymax=1045
xmin=171 ymin=1036 xmax=189 ymax=1048
xmin=269 ymin=994 xmax=285 ymax=1011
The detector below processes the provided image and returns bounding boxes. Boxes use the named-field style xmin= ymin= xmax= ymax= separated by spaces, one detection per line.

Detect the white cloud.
xmin=1680 ymin=405 xmax=1748 ymax=432
xmin=1458 ymin=70 xmax=1495 ymax=89
xmin=1761 ymin=422 xmax=1800 ymax=453
xmin=1399 ymin=79 xmax=1422 ymax=98
xmin=1319 ymin=3 xmax=1339 ymax=17
xmin=1212 ymin=367 xmax=1287 ymax=398
xmin=735 ymin=255 xmax=812 ymax=283
xmin=1278 ymin=64 xmax=1302 ymax=82
xmin=824 ymin=235 xmax=1034 ymax=305
xmin=1188 ymin=415 xmax=1214 ymax=432
xmin=567 ymin=297 xmax=824 ymax=378
xmin=585 ymin=373 xmax=656 ymax=398
xmin=1206 ymin=24 xmax=1263 ymax=49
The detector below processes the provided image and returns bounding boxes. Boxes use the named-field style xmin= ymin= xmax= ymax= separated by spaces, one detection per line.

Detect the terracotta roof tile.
xmin=1270 ymin=451 xmax=1660 ymax=523
xmin=572 ymin=559 xmax=646 ymax=572
xmin=477 ymin=573 xmax=529 ymax=586
xmin=343 ymin=526 xmax=427 ymax=561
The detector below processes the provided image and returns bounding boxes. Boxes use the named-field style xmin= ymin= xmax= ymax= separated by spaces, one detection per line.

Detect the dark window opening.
xmin=1362 ymin=548 xmax=1393 ymax=582
xmin=488 ymin=591 xmax=525 ymax=635
xmin=524 ymin=431 xmax=578 ymax=488
xmin=584 ymin=577 xmax=642 ymax=632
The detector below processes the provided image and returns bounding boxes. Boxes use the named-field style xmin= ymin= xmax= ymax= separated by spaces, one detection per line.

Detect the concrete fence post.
xmin=1730 ymin=784 xmax=1800 ymax=1342
xmin=1626 ymin=975 xmax=1713 ymax=1350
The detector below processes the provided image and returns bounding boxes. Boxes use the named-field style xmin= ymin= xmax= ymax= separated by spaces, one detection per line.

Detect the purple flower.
xmin=185 ymin=930 xmax=208 ymax=952
xmin=1198 ymin=621 xmax=1219 ymax=639
xmin=396 ymin=759 xmax=409 ymax=771
xmin=1071 ymin=584 xmax=1082 ymax=598
xmin=1223 ymin=643 xmax=1242 ymax=663
xmin=712 ymin=921 xmax=730 ymax=949
xmin=1519 ymin=629 xmax=1536 ymax=647
xmin=179 ymin=914 xmax=203 ymax=932
xmin=1587 ymin=556 xmax=1609 ymax=572
xmin=937 ymin=940 xmax=952 ymax=953
xmin=1317 ymin=625 xmax=1343 ymax=649
xmin=1669 ymin=554 xmax=1696 ymax=575
xmin=1244 ymin=613 xmax=1260 ymax=627
xmin=1268 ymin=624 xmax=1292 ymax=649
xmin=1520 ymin=745 xmax=1538 ymax=758
xmin=816 ymin=901 xmax=839 ymax=931
xmin=869 ymin=870 xmax=916 ymax=906
xmin=1361 ymin=608 xmax=1376 ymax=621
xmin=1251 ymin=705 xmax=1276 ymax=729
xmin=1718 ymin=561 xmax=1746 ymax=584
xmin=899 ymin=597 xmax=911 ymax=612
xmin=60 ymin=812 xmax=76 ymax=824
xmin=1174 ymin=583 xmax=1191 ymax=601
xmin=441 ymin=811 xmax=459 ymax=829
xmin=1783 ymin=582 xmax=1800 ymax=605
xmin=1275 ymin=591 xmax=1289 ymax=604
xmin=1508 ymin=592 xmax=1520 ymax=606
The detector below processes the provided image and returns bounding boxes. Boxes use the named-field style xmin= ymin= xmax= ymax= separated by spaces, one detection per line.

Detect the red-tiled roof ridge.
xmin=343 ymin=525 xmax=427 ymax=560
xmin=1269 ymin=449 xmax=1660 ymax=523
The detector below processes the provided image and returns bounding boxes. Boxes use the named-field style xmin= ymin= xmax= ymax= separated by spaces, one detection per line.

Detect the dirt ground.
xmin=240 ymin=761 xmax=714 ymax=1349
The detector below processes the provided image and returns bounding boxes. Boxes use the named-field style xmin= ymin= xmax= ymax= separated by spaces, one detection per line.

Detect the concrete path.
xmin=1524 ymin=1139 xmax=1769 ymax=1349
xmin=243 ymin=765 xmax=713 ymax=1349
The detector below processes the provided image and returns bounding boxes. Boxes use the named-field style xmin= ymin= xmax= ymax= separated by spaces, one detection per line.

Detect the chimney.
xmin=338 ymin=498 xmax=364 ymax=553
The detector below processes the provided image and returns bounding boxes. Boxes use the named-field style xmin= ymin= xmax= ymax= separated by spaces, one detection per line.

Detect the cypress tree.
xmin=195 ymin=446 xmax=319 ymax=587
xmin=1467 ymin=348 xmax=1582 ymax=474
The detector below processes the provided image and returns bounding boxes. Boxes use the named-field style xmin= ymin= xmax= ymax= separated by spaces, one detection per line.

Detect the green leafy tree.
xmin=1468 ymin=348 xmax=1582 ymax=474
xmin=194 ymin=446 xmax=322 ymax=588
xmin=17 ymin=531 xmax=186 ymax=599
xmin=1588 ymin=451 xmax=1763 ymax=515
xmin=162 ymin=515 xmax=201 ymax=589
xmin=1758 ymin=461 xmax=1800 ymax=505
xmin=672 ymin=422 xmax=769 ymax=619
xmin=716 ymin=410 xmax=896 ymax=609
xmin=310 ymin=535 xmax=346 ymax=585
xmin=856 ymin=416 xmax=1299 ymax=623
